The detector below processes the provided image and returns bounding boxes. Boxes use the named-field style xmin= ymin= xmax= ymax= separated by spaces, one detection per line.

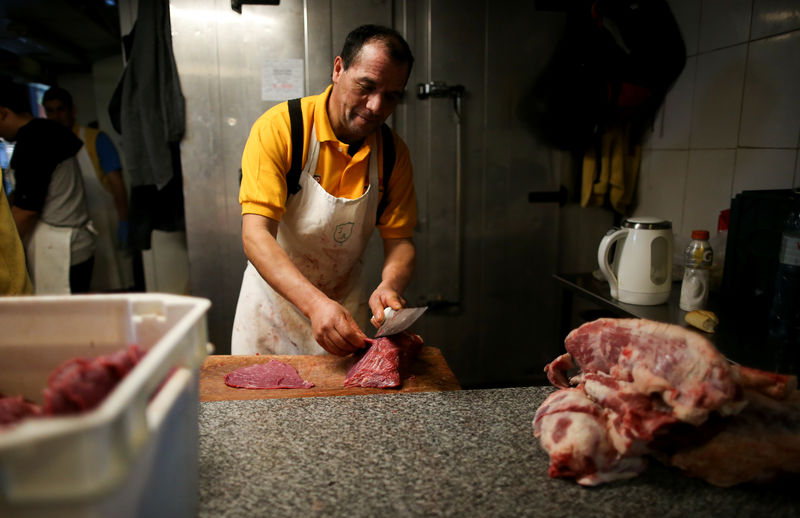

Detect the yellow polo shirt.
xmin=240 ymin=85 xmax=416 ymax=239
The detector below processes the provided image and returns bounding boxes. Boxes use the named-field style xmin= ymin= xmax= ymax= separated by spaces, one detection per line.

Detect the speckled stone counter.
xmin=198 ymin=387 xmax=799 ymax=517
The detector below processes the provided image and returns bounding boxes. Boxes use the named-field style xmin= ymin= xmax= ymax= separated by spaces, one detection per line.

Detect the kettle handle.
xmin=597 ymin=228 xmax=629 ymax=300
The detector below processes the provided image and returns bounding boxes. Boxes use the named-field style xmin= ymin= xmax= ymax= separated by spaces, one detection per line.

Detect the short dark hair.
xmin=0 ymin=79 xmax=32 ymax=115
xmin=340 ymin=24 xmax=414 ymax=77
xmin=42 ymin=86 xmax=74 ymax=108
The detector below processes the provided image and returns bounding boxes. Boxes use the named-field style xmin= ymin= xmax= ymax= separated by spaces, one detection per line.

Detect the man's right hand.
xmin=307 ymin=298 xmax=367 ymax=356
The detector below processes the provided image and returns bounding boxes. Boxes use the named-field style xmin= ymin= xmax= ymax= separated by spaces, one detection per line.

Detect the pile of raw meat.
xmin=533 ymin=318 xmax=800 ymax=487
xmin=344 ymin=332 xmax=423 ymax=388
xmin=0 ymin=344 xmax=146 ymax=429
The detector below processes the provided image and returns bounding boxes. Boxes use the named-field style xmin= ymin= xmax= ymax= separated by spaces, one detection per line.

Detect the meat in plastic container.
xmin=0 ymin=293 xmax=211 ymax=518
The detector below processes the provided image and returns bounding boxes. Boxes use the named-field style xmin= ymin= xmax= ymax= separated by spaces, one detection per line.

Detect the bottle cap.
xmin=691 ymin=230 xmax=710 ymax=240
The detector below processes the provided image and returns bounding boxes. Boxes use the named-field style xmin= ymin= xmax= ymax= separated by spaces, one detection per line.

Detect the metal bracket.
xmin=528 ymin=185 xmax=569 ymax=207
xmin=231 ymin=0 xmax=280 ymax=14
xmin=417 ymin=81 xmax=465 ymax=100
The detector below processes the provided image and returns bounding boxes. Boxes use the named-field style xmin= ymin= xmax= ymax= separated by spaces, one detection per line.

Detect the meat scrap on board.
xmin=533 ymin=318 xmax=800 ymax=487
xmin=224 ymin=360 xmax=314 ymax=389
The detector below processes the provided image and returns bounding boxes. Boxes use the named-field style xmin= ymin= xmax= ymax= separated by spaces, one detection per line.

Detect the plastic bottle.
xmin=768 ymin=193 xmax=800 ymax=347
xmin=679 ymin=230 xmax=713 ymax=311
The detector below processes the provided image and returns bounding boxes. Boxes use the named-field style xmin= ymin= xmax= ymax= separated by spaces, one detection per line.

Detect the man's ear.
xmin=332 ymin=56 xmax=344 ymax=83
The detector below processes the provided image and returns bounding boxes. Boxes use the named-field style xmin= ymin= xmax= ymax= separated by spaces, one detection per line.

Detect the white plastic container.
xmin=0 ymin=294 xmax=211 ymax=518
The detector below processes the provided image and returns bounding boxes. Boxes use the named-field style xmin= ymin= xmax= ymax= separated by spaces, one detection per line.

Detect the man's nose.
xmin=365 ymin=93 xmax=387 ymax=115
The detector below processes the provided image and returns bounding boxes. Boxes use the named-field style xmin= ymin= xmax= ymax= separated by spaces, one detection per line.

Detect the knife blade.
xmin=374 ymin=306 xmax=427 ymax=337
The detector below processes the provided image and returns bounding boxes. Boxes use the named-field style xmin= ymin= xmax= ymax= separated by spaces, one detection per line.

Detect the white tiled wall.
xmin=634 ymin=0 xmax=800 ymax=238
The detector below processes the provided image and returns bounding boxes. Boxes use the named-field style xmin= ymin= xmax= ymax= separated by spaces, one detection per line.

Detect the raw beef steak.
xmin=344 ymin=332 xmax=423 ymax=388
xmin=224 ymin=360 xmax=314 ymax=389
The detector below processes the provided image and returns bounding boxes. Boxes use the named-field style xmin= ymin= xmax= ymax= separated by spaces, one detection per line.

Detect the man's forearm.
xmin=241 ymin=213 xmax=327 ymax=318
xmin=380 ymin=237 xmax=415 ymax=294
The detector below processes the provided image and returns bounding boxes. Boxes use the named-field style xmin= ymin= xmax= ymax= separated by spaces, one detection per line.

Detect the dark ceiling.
xmin=0 ymin=0 xmax=121 ymax=83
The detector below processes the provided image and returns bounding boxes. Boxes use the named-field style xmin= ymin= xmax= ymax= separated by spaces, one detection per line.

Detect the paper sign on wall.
xmin=261 ymin=58 xmax=304 ymax=101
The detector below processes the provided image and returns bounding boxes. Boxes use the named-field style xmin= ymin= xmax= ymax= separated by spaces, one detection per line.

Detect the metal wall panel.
xmin=171 ymin=0 xmax=311 ymax=354
xmin=404 ymin=0 xmax=573 ymax=386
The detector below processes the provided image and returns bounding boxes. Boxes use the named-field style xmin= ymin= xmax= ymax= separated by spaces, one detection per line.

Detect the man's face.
xmin=328 ymin=41 xmax=409 ymax=144
xmin=42 ymin=99 xmax=75 ymax=128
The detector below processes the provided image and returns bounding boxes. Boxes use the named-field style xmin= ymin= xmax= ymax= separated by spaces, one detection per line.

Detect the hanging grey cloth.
xmin=109 ymin=0 xmax=185 ymax=190
xmin=109 ymin=0 xmax=186 ymax=250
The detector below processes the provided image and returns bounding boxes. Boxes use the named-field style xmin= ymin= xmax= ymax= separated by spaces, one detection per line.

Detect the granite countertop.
xmin=198 ymin=386 xmax=799 ymax=517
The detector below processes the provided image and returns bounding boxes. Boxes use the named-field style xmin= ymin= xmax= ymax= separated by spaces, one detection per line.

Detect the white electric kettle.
xmin=597 ymin=217 xmax=673 ymax=305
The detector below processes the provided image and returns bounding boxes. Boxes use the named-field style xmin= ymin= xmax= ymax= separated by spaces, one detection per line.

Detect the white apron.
xmin=25 ymin=222 xmax=72 ymax=295
xmin=76 ymin=128 xmax=132 ymax=292
xmin=231 ymin=124 xmax=380 ymax=355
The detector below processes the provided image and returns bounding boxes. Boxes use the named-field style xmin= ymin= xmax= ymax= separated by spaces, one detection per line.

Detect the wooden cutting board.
xmin=199 ymin=346 xmax=461 ymax=402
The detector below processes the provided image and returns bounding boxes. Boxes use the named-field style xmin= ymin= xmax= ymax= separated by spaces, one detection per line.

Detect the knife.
xmin=374 ymin=306 xmax=428 ymax=337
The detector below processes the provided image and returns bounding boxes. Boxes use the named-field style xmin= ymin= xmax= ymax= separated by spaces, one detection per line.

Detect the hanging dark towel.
xmin=128 ymin=144 xmax=186 ymax=251
xmin=108 ymin=0 xmax=187 ymax=250
xmin=520 ymin=0 xmax=686 ymax=153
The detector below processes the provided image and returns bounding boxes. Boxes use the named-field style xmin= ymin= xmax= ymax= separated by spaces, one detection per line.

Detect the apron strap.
xmin=376 ymin=123 xmax=395 ymax=224
xmin=286 ymin=97 xmax=304 ymax=199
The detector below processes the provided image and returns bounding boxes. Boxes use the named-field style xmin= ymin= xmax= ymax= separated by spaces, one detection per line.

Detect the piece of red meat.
xmin=98 ymin=344 xmax=147 ymax=378
xmin=224 ymin=360 xmax=314 ymax=389
xmin=581 ymin=373 xmax=678 ymax=446
xmin=43 ymin=344 xmax=147 ymax=415
xmin=558 ymin=318 xmax=740 ymax=424
xmin=1 ymin=345 xmax=148 ymax=429
xmin=343 ymin=332 xmax=423 ymax=388
xmin=0 ymin=395 xmax=42 ymax=427
xmin=533 ymin=388 xmax=648 ymax=485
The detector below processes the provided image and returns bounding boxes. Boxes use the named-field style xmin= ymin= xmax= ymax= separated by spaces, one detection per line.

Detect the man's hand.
xmin=369 ymin=237 xmax=415 ymax=328
xmin=368 ymin=283 xmax=406 ymax=328
xmin=307 ymin=298 xmax=367 ymax=356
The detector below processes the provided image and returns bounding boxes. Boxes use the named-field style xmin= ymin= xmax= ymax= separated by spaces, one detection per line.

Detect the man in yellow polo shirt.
xmin=232 ymin=25 xmax=417 ymax=356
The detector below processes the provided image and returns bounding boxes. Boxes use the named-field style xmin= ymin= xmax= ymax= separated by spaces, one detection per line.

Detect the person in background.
xmin=0 ymin=187 xmax=33 ymax=295
xmin=42 ymin=86 xmax=131 ymax=292
xmin=231 ymin=24 xmax=417 ymax=356
xmin=0 ymin=79 xmax=95 ymax=294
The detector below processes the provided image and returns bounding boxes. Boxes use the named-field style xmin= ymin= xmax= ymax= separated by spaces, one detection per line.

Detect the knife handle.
xmin=382 ymin=307 xmax=397 ymax=322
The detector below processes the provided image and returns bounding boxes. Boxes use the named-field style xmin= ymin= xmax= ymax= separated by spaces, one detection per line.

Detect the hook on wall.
xmin=417 ymin=81 xmax=466 ymax=117
xmin=231 ymin=0 xmax=280 ymax=14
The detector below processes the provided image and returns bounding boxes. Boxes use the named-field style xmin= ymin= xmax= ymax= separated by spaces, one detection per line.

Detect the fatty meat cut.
xmin=533 ymin=318 xmax=800 ymax=487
